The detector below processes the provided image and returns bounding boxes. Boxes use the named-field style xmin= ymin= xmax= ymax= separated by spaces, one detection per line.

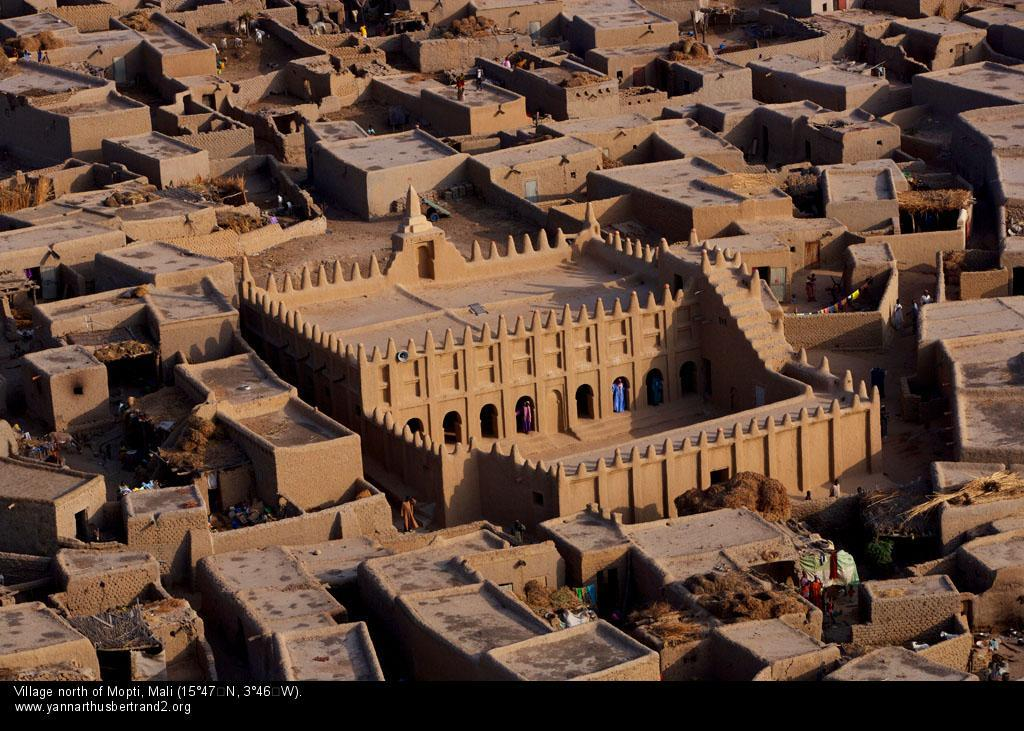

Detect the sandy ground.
xmin=318 ymin=100 xmax=401 ymax=135
xmin=235 ymin=195 xmax=540 ymax=283
xmin=201 ymin=28 xmax=296 ymax=81
xmin=807 ymin=268 xmax=945 ymax=492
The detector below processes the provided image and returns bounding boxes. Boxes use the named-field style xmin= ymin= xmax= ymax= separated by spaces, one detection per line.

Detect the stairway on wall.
xmin=701 ymin=249 xmax=794 ymax=372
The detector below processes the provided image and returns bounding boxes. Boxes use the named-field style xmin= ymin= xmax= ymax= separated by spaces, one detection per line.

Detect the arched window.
xmin=442 ymin=411 xmax=463 ymax=444
xmin=406 ymin=418 xmax=424 ymax=435
xmin=480 ymin=404 xmax=498 ymax=438
xmin=575 ymin=384 xmax=595 ymax=419
xmin=645 ymin=369 xmax=664 ymax=407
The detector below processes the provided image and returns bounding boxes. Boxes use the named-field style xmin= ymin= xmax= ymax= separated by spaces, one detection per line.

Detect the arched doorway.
xmin=645 ymin=369 xmax=664 ymax=406
xmin=611 ymin=377 xmax=630 ymax=413
xmin=406 ymin=418 xmax=424 ymax=435
xmin=480 ymin=404 xmax=498 ymax=438
xmin=515 ymin=396 xmax=536 ymax=434
xmin=575 ymin=384 xmax=594 ymax=419
xmin=680 ymin=361 xmax=696 ymax=394
xmin=549 ymin=389 xmax=566 ymax=433
xmin=442 ymin=411 xmax=463 ymax=444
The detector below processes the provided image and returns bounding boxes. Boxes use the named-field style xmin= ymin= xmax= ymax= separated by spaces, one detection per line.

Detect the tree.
xmin=866 ymin=537 xmax=894 ymax=566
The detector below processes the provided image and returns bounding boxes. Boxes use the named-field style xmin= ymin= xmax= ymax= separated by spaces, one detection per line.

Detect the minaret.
xmin=391 ymin=185 xmax=450 ymax=281
xmin=396 ymin=185 xmax=434 ymax=236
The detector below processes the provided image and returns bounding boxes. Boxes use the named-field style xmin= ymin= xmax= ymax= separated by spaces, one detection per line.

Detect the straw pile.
xmin=720 ymin=172 xmax=784 ymax=196
xmin=93 ymin=339 xmax=152 ymax=363
xmin=161 ymin=415 xmax=218 ymax=472
xmin=684 ymin=571 xmax=806 ymax=622
xmin=11 ymin=32 xmax=66 ymax=53
xmin=627 ymin=602 xmax=706 ymax=646
xmin=219 ymin=211 xmax=262 ymax=234
xmin=522 ymin=579 xmax=583 ymax=615
xmin=103 ymin=189 xmax=157 ymax=207
xmin=0 ymin=177 xmax=51 ymax=214
xmin=901 ymin=470 xmax=1024 ymax=525
xmin=184 ymin=175 xmax=245 ymax=203
xmin=666 ymin=40 xmax=712 ymax=65
xmin=560 ymin=71 xmax=606 ymax=88
xmin=444 ymin=16 xmax=496 ymax=38
xmin=897 ymin=188 xmax=973 ymax=213
xmin=675 ymin=471 xmax=790 ymax=522
xmin=121 ymin=11 xmax=155 ymax=32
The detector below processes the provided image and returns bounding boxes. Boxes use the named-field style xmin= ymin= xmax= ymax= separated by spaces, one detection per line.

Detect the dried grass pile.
xmin=560 ymin=71 xmax=605 ymax=88
xmin=37 ymin=31 xmax=65 ymax=49
xmin=0 ymin=177 xmax=51 ymax=214
xmin=444 ymin=16 xmax=497 ymax=38
xmin=522 ymin=579 xmax=583 ymax=616
xmin=93 ymin=339 xmax=152 ymax=363
xmin=11 ymin=31 xmax=66 ymax=53
xmin=219 ymin=211 xmax=262 ymax=234
xmin=675 ymin=471 xmax=790 ymax=522
xmin=161 ymin=415 xmax=219 ymax=471
xmin=897 ymin=188 xmax=973 ymax=213
xmin=684 ymin=571 xmax=805 ymax=622
xmin=627 ymin=602 xmax=706 ymax=646
xmin=121 ymin=11 xmax=155 ymax=32
xmin=183 ymin=175 xmax=245 ymax=203
xmin=103 ymin=189 xmax=158 ymax=207
xmin=666 ymin=40 xmax=712 ymax=64
xmin=902 ymin=470 xmax=1024 ymax=526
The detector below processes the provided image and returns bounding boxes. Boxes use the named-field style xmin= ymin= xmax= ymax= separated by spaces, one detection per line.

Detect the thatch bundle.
xmin=0 ymin=177 xmax=51 ymax=214
xmin=897 ymin=188 xmax=973 ymax=214
xmin=901 ymin=470 xmax=1024 ymax=525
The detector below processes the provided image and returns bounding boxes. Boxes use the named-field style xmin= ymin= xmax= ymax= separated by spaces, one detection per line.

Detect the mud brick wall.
xmin=177 ymin=127 xmax=256 ymax=158
xmin=960 ymin=268 xmax=1010 ymax=300
xmin=55 ymin=557 xmax=161 ymax=616
xmin=789 ymin=494 xmax=860 ymax=535
xmin=784 ymin=311 xmax=885 ymax=351
xmin=939 ymin=499 xmax=1024 ymax=554
xmin=918 ymin=616 xmax=973 ymax=671
xmin=851 ymin=587 xmax=962 ymax=646
xmin=50 ymin=3 xmax=120 ymax=32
